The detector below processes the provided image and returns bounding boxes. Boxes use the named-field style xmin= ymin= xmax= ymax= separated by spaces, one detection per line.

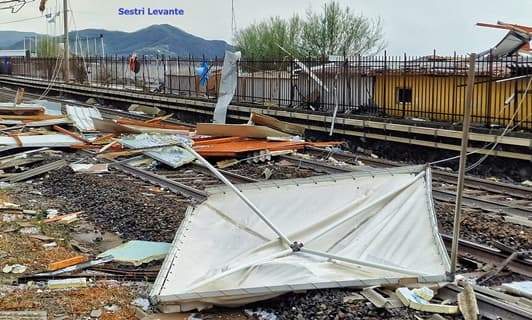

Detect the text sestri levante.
xmin=118 ymin=7 xmax=185 ymax=16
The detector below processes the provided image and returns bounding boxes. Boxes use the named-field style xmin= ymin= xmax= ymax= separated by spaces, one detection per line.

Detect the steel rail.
xmin=438 ymin=284 xmax=532 ymax=320
xmin=440 ymin=234 xmax=532 ymax=277
xmin=77 ymin=147 xmax=208 ymax=201
xmin=111 ymin=162 xmax=208 ymax=201
xmin=306 ymin=146 xmax=532 ymax=199
xmin=291 ymin=150 xmax=532 ymax=218
xmin=192 ymin=163 xmax=259 ymax=184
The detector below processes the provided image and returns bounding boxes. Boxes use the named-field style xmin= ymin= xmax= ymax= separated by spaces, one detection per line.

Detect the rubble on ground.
xmin=0 ymin=93 xmax=530 ymax=319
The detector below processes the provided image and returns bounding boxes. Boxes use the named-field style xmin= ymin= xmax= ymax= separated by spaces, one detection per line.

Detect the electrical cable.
xmin=464 ymin=77 xmax=532 ymax=171
xmin=429 ymin=77 xmax=532 ymax=168
xmin=36 ymin=0 xmax=64 ymax=100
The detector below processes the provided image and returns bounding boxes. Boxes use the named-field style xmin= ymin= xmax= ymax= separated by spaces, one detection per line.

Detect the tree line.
xmin=234 ymin=1 xmax=386 ymax=60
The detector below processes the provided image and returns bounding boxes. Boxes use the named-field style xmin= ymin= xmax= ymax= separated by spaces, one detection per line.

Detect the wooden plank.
xmin=48 ymin=255 xmax=88 ymax=271
xmin=250 ymin=112 xmax=305 ymax=136
xmin=93 ymin=118 xmax=140 ymax=134
xmin=196 ymin=123 xmax=291 ymax=139
xmin=53 ymin=125 xmax=91 ymax=144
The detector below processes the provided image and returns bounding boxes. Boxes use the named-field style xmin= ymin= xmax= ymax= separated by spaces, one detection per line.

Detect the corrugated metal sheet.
xmin=66 ymin=105 xmax=102 ymax=132
xmin=120 ymin=133 xmax=194 ymax=168
xmin=193 ymin=137 xmax=306 ymax=157
xmin=2 ymin=160 xmax=67 ymax=183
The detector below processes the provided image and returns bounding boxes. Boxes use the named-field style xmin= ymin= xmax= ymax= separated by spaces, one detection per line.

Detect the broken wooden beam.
xmin=250 ymin=112 xmax=305 ymax=136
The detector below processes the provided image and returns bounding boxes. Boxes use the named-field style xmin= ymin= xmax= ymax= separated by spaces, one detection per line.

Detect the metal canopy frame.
xmin=151 ymin=149 xmax=451 ymax=307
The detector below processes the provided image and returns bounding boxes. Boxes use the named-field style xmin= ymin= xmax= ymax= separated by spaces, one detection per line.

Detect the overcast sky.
xmin=0 ymin=0 xmax=530 ymax=55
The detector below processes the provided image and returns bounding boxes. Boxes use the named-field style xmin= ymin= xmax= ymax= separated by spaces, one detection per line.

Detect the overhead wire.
xmin=464 ymin=76 xmax=532 ymax=171
xmin=36 ymin=0 xmax=63 ymax=99
xmin=429 ymin=76 xmax=532 ymax=169
xmin=67 ymin=0 xmax=90 ymax=83
xmin=0 ymin=15 xmax=42 ymax=25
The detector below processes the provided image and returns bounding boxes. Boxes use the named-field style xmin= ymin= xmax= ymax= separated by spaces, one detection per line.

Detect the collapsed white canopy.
xmin=151 ymin=165 xmax=450 ymax=312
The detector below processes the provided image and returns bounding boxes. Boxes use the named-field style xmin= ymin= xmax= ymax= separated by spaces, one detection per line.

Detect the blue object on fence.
xmin=196 ymin=61 xmax=210 ymax=87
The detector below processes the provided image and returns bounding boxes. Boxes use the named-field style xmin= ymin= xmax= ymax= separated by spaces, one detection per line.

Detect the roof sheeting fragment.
xmin=120 ymin=133 xmax=194 ymax=168
xmin=151 ymin=165 xmax=450 ymax=311
xmin=97 ymin=240 xmax=171 ymax=266
xmin=66 ymin=105 xmax=103 ymax=132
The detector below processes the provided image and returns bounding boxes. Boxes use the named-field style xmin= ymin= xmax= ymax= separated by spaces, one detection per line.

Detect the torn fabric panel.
xmin=151 ymin=166 xmax=450 ymax=311
xmin=213 ymin=51 xmax=241 ymax=124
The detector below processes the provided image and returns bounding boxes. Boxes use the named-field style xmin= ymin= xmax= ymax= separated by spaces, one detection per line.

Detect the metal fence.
xmin=6 ymin=54 xmax=532 ymax=129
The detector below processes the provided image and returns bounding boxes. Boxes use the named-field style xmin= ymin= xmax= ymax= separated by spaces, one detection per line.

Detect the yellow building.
xmin=373 ymin=59 xmax=532 ymax=129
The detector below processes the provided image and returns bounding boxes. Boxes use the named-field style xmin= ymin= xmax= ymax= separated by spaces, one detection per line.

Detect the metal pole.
xmin=100 ymin=34 xmax=105 ymax=57
xmin=450 ymin=53 xmax=477 ymax=275
xmin=329 ymin=74 xmax=340 ymax=136
xmin=300 ymin=247 xmax=422 ymax=276
xmin=63 ymin=0 xmax=69 ymax=81
xmin=180 ymin=143 xmax=293 ymax=247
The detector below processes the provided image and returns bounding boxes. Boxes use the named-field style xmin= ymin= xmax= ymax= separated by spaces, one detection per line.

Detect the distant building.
xmin=0 ymin=49 xmax=29 ymax=58
xmin=0 ymin=50 xmax=29 ymax=75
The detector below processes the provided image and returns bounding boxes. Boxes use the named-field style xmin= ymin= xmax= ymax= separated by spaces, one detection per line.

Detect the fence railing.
xmin=5 ymin=54 xmax=532 ymax=129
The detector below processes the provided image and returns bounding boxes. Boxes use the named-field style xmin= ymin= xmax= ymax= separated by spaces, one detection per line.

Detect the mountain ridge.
xmin=3 ymin=24 xmax=231 ymax=58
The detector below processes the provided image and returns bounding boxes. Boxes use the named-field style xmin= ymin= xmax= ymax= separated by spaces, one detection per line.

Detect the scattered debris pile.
xmin=0 ymin=93 xmax=530 ymax=320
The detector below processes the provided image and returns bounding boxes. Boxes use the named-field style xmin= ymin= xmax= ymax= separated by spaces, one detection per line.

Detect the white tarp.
xmin=213 ymin=51 xmax=241 ymax=124
xmin=151 ymin=165 xmax=450 ymax=312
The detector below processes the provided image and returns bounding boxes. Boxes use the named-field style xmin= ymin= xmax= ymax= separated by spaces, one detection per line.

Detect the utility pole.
xmin=231 ymin=0 xmax=237 ymax=38
xmin=450 ymin=53 xmax=476 ymax=275
xmin=63 ymin=0 xmax=69 ymax=82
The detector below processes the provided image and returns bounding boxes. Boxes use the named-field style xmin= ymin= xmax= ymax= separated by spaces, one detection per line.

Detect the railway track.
xmin=439 ymin=284 xmax=532 ymax=320
xmin=302 ymin=147 xmax=532 ymax=221
xmin=104 ymin=152 xmax=532 ymax=279
xmin=3 ymin=87 xmax=531 ymax=221
xmin=306 ymin=146 xmax=532 ymax=199
xmin=2 ymin=88 xmax=531 ymax=207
